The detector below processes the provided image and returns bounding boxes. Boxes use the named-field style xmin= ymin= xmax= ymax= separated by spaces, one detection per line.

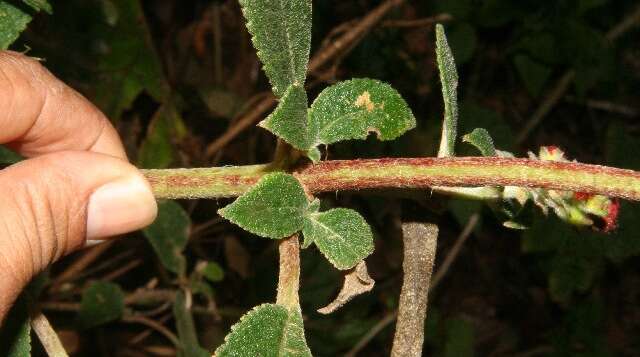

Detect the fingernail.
xmin=86 ymin=175 xmax=157 ymax=240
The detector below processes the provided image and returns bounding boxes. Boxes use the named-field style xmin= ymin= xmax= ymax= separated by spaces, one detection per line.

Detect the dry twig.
xmin=391 ymin=223 xmax=438 ymax=357
xmin=347 ymin=215 xmax=480 ymax=356
xmin=30 ymin=307 xmax=69 ymax=357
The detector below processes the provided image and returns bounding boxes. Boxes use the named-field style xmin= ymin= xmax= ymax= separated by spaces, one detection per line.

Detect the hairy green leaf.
xmin=174 ymin=291 xmax=210 ymax=357
xmin=0 ymin=296 xmax=31 ymax=357
xmin=239 ymin=0 xmax=312 ymax=97
xmin=462 ymin=128 xmax=497 ymax=156
xmin=78 ymin=281 xmax=125 ymax=329
xmin=307 ymin=78 xmax=416 ymax=159
xmin=435 ymin=24 xmax=459 ymax=158
xmin=0 ymin=2 xmax=32 ymax=50
xmin=143 ymin=201 xmax=191 ymax=275
xmin=259 ymin=84 xmax=309 ymax=150
xmin=215 ymin=304 xmax=311 ymax=357
xmin=219 ymin=173 xmax=308 ymax=239
xmin=303 ymin=208 xmax=374 ymax=270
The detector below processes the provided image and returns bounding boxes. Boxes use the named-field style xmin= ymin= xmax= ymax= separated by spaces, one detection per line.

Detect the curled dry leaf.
xmin=317 ymin=261 xmax=375 ymax=314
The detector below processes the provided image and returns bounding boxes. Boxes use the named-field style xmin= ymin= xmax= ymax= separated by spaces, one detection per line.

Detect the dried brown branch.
xmin=122 ymin=314 xmax=180 ymax=347
xmin=30 ymin=307 xmax=69 ymax=357
xmin=391 ymin=223 xmax=438 ymax=357
xmin=348 ymin=215 xmax=478 ymax=355
xmin=48 ymin=240 xmax=114 ymax=292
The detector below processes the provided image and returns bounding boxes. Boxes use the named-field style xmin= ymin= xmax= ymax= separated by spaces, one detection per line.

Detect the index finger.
xmin=0 ymin=51 xmax=126 ymax=159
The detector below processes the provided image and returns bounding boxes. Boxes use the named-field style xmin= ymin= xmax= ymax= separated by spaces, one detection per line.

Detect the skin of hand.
xmin=0 ymin=51 xmax=158 ymax=322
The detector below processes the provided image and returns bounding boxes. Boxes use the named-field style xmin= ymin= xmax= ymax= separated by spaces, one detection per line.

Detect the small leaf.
xmin=0 ymin=2 xmax=32 ymax=50
xmin=307 ymin=78 xmax=416 ymax=158
xmin=435 ymin=24 xmax=459 ymax=158
xmin=201 ymin=261 xmax=225 ymax=282
xmin=462 ymin=128 xmax=497 ymax=156
xmin=317 ymin=261 xmax=374 ymax=314
xmin=215 ymin=304 xmax=311 ymax=357
xmin=22 ymin=0 xmax=52 ymax=13
xmin=143 ymin=201 xmax=191 ymax=275
xmin=0 ymin=295 xmax=31 ymax=357
xmin=239 ymin=0 xmax=312 ymax=97
xmin=219 ymin=173 xmax=308 ymax=239
xmin=302 ymin=208 xmax=374 ymax=270
xmin=78 ymin=281 xmax=125 ymax=329
xmin=173 ymin=291 xmax=210 ymax=357
xmin=259 ymin=84 xmax=309 ymax=150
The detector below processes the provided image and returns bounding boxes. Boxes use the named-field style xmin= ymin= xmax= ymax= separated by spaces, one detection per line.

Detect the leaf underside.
xmin=215 ymin=304 xmax=312 ymax=357
xmin=463 ymin=128 xmax=497 ymax=156
xmin=239 ymin=0 xmax=312 ymax=98
xmin=303 ymin=208 xmax=374 ymax=270
xmin=218 ymin=173 xmax=308 ymax=239
xmin=260 ymin=84 xmax=310 ymax=150
xmin=436 ymin=24 xmax=459 ymax=158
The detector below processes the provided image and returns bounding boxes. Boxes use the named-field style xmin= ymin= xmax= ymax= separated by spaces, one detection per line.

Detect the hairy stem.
xmin=276 ymin=235 xmax=301 ymax=309
xmin=391 ymin=223 xmax=438 ymax=357
xmin=143 ymin=157 xmax=640 ymax=201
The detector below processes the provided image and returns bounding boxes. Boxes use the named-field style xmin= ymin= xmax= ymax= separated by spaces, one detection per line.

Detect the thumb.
xmin=0 ymin=151 xmax=157 ymax=316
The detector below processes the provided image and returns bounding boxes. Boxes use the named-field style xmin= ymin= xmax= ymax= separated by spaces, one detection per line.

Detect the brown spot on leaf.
xmin=354 ymin=91 xmax=376 ymax=112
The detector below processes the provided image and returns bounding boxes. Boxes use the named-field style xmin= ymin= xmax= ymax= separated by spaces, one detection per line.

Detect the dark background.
xmin=3 ymin=0 xmax=640 ymax=355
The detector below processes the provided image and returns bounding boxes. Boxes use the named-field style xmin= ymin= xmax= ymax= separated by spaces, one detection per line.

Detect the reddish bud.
xmin=574 ymin=192 xmax=594 ymax=201
xmin=603 ymin=199 xmax=620 ymax=233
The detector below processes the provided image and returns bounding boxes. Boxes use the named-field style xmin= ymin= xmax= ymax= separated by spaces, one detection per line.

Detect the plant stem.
xmin=143 ymin=157 xmax=640 ymax=201
xmin=30 ymin=308 xmax=69 ymax=357
xmin=391 ymin=223 xmax=438 ymax=357
xmin=276 ymin=235 xmax=301 ymax=309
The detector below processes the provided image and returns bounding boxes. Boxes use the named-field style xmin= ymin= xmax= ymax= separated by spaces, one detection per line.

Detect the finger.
xmin=0 ymin=50 xmax=126 ymax=159
xmin=0 ymin=151 xmax=157 ymax=319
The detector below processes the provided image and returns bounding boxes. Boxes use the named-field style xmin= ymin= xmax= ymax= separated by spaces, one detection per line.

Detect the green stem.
xmin=143 ymin=157 xmax=640 ymax=201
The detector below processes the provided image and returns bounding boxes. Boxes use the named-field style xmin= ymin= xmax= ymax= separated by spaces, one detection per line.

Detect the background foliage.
xmin=1 ymin=0 xmax=640 ymax=355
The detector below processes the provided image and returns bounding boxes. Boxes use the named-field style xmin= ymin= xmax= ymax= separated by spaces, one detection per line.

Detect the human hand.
xmin=0 ymin=51 xmax=157 ymax=321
